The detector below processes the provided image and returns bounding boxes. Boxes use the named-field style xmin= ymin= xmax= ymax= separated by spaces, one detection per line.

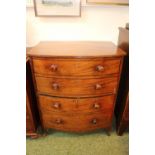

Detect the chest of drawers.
xmin=27 ymin=41 xmax=126 ymax=134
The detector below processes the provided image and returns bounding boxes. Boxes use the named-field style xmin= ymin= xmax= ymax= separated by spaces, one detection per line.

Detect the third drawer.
xmin=38 ymin=94 xmax=115 ymax=114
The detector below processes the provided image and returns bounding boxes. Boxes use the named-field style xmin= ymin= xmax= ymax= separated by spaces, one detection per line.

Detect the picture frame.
xmin=33 ymin=0 xmax=81 ymax=17
xmin=86 ymin=0 xmax=129 ymax=5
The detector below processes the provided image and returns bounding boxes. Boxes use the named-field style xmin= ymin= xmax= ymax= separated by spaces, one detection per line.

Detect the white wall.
xmin=26 ymin=4 xmax=128 ymax=47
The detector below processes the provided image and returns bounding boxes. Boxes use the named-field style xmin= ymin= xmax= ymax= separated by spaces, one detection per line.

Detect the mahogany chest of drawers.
xmin=27 ymin=41 xmax=126 ymax=134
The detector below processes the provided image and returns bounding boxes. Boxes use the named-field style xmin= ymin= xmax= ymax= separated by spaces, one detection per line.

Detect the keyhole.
xmin=74 ymin=99 xmax=78 ymax=108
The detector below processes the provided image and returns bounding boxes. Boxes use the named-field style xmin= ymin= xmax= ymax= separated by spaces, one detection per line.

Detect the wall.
xmin=26 ymin=4 xmax=128 ymax=47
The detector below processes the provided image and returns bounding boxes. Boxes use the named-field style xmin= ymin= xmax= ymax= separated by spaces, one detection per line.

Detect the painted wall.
xmin=26 ymin=4 xmax=128 ymax=47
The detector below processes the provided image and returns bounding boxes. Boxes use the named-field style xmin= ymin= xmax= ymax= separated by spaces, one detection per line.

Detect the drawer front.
xmin=35 ymin=76 xmax=118 ymax=97
xmin=33 ymin=58 xmax=121 ymax=76
xmin=38 ymin=95 xmax=115 ymax=114
xmin=42 ymin=112 xmax=111 ymax=132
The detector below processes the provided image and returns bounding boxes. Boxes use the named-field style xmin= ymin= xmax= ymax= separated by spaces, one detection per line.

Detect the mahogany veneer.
xmin=27 ymin=41 xmax=126 ymax=134
xmin=33 ymin=58 xmax=121 ymax=76
xmin=38 ymin=95 xmax=115 ymax=113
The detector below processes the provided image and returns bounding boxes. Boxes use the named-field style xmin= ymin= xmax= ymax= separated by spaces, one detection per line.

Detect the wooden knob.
xmin=55 ymin=119 xmax=63 ymax=124
xmin=93 ymin=103 xmax=100 ymax=109
xmin=96 ymin=65 xmax=104 ymax=71
xmin=92 ymin=119 xmax=97 ymax=124
xmin=52 ymin=83 xmax=59 ymax=90
xmin=95 ymin=84 xmax=102 ymax=90
xmin=53 ymin=103 xmax=61 ymax=109
xmin=50 ymin=64 xmax=58 ymax=71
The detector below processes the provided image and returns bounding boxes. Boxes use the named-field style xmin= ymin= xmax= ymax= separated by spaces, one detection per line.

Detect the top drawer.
xmin=32 ymin=58 xmax=121 ymax=77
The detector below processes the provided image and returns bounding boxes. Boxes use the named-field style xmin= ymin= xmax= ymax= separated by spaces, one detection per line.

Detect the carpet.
xmin=26 ymin=127 xmax=128 ymax=155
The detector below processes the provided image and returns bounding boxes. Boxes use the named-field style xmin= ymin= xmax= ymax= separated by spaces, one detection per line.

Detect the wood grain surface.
xmin=35 ymin=76 xmax=118 ymax=97
xmin=42 ymin=112 xmax=111 ymax=132
xmin=38 ymin=95 xmax=115 ymax=114
xmin=33 ymin=58 xmax=121 ymax=77
xmin=28 ymin=41 xmax=125 ymax=133
xmin=27 ymin=41 xmax=126 ymax=57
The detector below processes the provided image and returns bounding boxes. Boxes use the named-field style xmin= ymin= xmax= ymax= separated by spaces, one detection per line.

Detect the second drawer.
xmin=35 ymin=76 xmax=118 ymax=97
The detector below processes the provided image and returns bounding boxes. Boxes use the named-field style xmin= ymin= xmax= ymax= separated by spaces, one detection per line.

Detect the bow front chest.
xmin=27 ymin=41 xmax=126 ymax=134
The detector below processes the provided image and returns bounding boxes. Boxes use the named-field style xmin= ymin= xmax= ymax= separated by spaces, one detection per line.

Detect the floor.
xmin=26 ymin=125 xmax=129 ymax=155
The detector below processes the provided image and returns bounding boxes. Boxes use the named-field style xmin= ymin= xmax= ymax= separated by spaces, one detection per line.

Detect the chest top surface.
xmin=27 ymin=41 xmax=126 ymax=58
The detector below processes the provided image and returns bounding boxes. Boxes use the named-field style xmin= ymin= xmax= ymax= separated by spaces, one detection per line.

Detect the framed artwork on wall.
xmin=86 ymin=0 xmax=129 ymax=5
xmin=33 ymin=0 xmax=81 ymax=17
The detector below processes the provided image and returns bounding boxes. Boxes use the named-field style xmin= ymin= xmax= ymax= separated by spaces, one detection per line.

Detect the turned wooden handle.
xmin=52 ymin=102 xmax=61 ymax=109
xmin=96 ymin=65 xmax=104 ymax=71
xmin=93 ymin=103 xmax=100 ymax=109
xmin=95 ymin=84 xmax=102 ymax=90
xmin=55 ymin=119 xmax=63 ymax=124
xmin=52 ymin=83 xmax=59 ymax=90
xmin=50 ymin=64 xmax=58 ymax=71
xmin=92 ymin=119 xmax=97 ymax=124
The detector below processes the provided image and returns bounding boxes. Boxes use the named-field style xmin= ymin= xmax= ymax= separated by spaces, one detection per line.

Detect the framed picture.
xmin=33 ymin=0 xmax=81 ymax=17
xmin=86 ymin=0 xmax=129 ymax=5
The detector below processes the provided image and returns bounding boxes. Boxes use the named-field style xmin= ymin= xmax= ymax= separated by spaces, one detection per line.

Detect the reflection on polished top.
xmin=27 ymin=41 xmax=126 ymax=57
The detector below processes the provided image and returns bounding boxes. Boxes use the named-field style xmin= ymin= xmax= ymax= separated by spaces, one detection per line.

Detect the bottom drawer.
xmin=42 ymin=112 xmax=111 ymax=132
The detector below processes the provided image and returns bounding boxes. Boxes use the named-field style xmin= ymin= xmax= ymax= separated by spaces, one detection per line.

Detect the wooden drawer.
xmin=42 ymin=112 xmax=111 ymax=132
xmin=35 ymin=76 xmax=118 ymax=97
xmin=33 ymin=58 xmax=121 ymax=77
xmin=38 ymin=95 xmax=115 ymax=114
